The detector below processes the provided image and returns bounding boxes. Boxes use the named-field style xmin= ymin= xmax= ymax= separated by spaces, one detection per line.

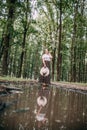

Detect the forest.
xmin=0 ymin=0 xmax=87 ymax=83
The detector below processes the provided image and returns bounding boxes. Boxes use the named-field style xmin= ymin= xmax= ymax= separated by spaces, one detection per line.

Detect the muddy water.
xmin=0 ymin=84 xmax=87 ymax=130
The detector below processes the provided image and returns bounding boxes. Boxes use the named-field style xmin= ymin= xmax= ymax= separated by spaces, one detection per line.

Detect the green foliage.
xmin=0 ymin=0 xmax=87 ymax=82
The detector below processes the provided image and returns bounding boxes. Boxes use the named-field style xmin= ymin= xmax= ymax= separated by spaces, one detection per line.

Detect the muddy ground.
xmin=0 ymin=79 xmax=87 ymax=92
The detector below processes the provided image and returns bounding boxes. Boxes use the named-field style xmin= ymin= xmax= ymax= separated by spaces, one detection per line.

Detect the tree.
xmin=56 ymin=0 xmax=62 ymax=81
xmin=2 ymin=0 xmax=17 ymax=75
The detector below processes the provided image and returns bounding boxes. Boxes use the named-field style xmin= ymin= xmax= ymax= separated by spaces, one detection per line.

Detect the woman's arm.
xmin=49 ymin=52 xmax=52 ymax=59
xmin=42 ymin=58 xmax=46 ymax=67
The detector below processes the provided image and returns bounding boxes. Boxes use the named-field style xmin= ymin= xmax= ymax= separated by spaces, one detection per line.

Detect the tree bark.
xmin=57 ymin=0 xmax=62 ymax=81
xmin=17 ymin=0 xmax=30 ymax=77
xmin=2 ymin=0 xmax=17 ymax=75
xmin=52 ymin=48 xmax=56 ymax=81
xmin=70 ymin=1 xmax=78 ymax=82
xmin=17 ymin=28 xmax=27 ymax=77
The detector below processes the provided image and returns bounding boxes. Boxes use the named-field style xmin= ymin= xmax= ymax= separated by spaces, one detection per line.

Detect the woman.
xmin=39 ymin=49 xmax=52 ymax=84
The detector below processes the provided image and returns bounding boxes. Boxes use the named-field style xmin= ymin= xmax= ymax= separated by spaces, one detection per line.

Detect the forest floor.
xmin=51 ymin=81 xmax=87 ymax=91
xmin=0 ymin=76 xmax=87 ymax=91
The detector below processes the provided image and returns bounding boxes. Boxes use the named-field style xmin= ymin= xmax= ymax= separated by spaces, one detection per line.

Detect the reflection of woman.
xmin=35 ymin=95 xmax=48 ymax=128
xmin=35 ymin=106 xmax=48 ymax=129
xmin=39 ymin=49 xmax=52 ymax=84
xmin=35 ymin=87 xmax=50 ymax=129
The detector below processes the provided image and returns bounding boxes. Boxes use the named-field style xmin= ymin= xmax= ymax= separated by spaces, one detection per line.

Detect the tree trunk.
xmin=17 ymin=28 xmax=27 ymax=77
xmin=57 ymin=0 xmax=62 ymax=81
xmin=17 ymin=0 xmax=30 ymax=77
xmin=0 ymin=33 xmax=5 ymax=61
xmin=2 ymin=0 xmax=16 ymax=75
xmin=70 ymin=1 xmax=78 ymax=82
xmin=49 ymin=24 xmax=56 ymax=81
xmin=52 ymin=48 xmax=56 ymax=81
xmin=78 ymin=0 xmax=85 ymax=82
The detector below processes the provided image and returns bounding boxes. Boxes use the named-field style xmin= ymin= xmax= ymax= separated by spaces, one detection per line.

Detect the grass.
xmin=0 ymin=76 xmax=87 ymax=86
xmin=0 ymin=76 xmax=31 ymax=82
xmin=58 ymin=81 xmax=87 ymax=86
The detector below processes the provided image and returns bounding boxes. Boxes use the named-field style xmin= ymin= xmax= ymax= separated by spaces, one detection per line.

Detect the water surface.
xmin=0 ymin=84 xmax=87 ymax=130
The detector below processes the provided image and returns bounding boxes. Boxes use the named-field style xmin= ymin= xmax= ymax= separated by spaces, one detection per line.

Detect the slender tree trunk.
xmin=70 ymin=1 xmax=78 ymax=82
xmin=0 ymin=33 xmax=5 ymax=61
xmin=2 ymin=0 xmax=16 ymax=75
xmin=49 ymin=24 xmax=56 ymax=81
xmin=51 ymin=18 xmax=58 ymax=81
xmin=52 ymin=48 xmax=56 ymax=81
xmin=12 ymin=45 xmax=18 ymax=77
xmin=78 ymin=0 xmax=85 ymax=82
xmin=85 ymin=64 xmax=87 ymax=82
xmin=17 ymin=0 xmax=30 ymax=77
xmin=17 ymin=28 xmax=27 ymax=77
xmin=57 ymin=0 xmax=62 ymax=81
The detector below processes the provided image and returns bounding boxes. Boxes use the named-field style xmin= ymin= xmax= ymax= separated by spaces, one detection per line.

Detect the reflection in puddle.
xmin=34 ymin=85 xmax=51 ymax=129
xmin=0 ymin=84 xmax=87 ymax=130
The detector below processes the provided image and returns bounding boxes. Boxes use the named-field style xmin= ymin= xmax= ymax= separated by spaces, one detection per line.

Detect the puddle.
xmin=0 ymin=84 xmax=87 ymax=130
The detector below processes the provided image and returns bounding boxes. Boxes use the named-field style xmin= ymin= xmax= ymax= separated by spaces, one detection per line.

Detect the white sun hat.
xmin=37 ymin=96 xmax=47 ymax=107
xmin=40 ymin=67 xmax=49 ymax=76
